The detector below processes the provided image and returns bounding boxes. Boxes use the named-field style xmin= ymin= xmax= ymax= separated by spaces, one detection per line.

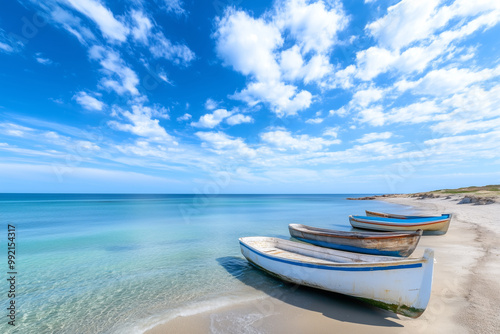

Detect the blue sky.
xmin=0 ymin=0 xmax=499 ymax=194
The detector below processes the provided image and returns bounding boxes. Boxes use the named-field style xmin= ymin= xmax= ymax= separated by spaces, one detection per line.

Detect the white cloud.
xmin=323 ymin=65 xmax=356 ymax=89
xmin=397 ymin=66 xmax=500 ymax=96
xmin=305 ymin=117 xmax=323 ymax=124
xmin=233 ymin=80 xmax=313 ymax=116
xmin=226 ymin=114 xmax=253 ymax=126
xmin=357 ymin=106 xmax=385 ymax=126
xmin=149 ymin=32 xmax=195 ymax=65
xmin=196 ymin=131 xmax=256 ymax=158
xmin=162 ymin=0 xmax=186 ymax=16
xmin=177 ymin=113 xmax=192 ymax=121
xmin=108 ymin=104 xmax=175 ymax=142
xmin=354 ymin=0 xmax=500 ymax=80
xmin=48 ymin=5 xmax=96 ymax=45
xmin=440 ymin=84 xmax=500 ymax=120
xmin=73 ymin=91 xmax=105 ymax=111
xmin=0 ymin=28 xmax=22 ymax=53
xmin=274 ymin=0 xmax=348 ymax=54
xmin=89 ymin=46 xmax=139 ymax=95
xmin=356 ymin=132 xmax=393 ymax=143
xmin=280 ymin=45 xmax=303 ymax=81
xmin=280 ymin=47 xmax=333 ymax=83
xmin=35 ymin=53 xmax=54 ymax=65
xmin=323 ymin=127 xmax=339 ymax=138
xmin=62 ymin=0 xmax=129 ymax=42
xmin=215 ymin=9 xmax=282 ymax=82
xmin=351 ymin=86 xmax=385 ymax=108
xmin=131 ymin=10 xmax=153 ymax=44
xmin=358 ymin=101 xmax=444 ymax=127
xmin=260 ymin=130 xmax=340 ymax=152
xmin=157 ymin=70 xmax=172 ymax=84
xmin=214 ymin=2 xmax=348 ymax=116
xmin=430 ymin=84 xmax=500 ymax=134
xmin=205 ymin=98 xmax=218 ymax=110
xmin=0 ymin=123 xmax=35 ymax=137
xmin=367 ymin=0 xmax=445 ymax=51
xmin=0 ymin=41 xmax=13 ymax=53
xmin=424 ymin=131 xmax=500 ymax=160
xmin=367 ymin=0 xmax=500 ymax=51
xmin=431 ymin=116 xmax=500 ymax=135
xmin=191 ymin=109 xmax=232 ymax=128
xmin=355 ymin=47 xmax=398 ymax=81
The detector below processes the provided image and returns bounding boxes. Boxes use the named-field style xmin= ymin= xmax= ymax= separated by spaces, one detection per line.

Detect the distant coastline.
xmin=347 ymin=184 xmax=499 ymax=205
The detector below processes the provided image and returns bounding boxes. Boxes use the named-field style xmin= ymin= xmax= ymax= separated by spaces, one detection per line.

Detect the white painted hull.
xmin=240 ymin=237 xmax=434 ymax=318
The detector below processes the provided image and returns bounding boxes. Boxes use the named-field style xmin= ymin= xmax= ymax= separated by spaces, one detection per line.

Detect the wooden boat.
xmin=366 ymin=210 xmax=449 ymax=219
xmin=240 ymin=237 xmax=434 ymax=318
xmin=350 ymin=214 xmax=452 ymax=235
xmin=288 ymin=224 xmax=422 ymax=257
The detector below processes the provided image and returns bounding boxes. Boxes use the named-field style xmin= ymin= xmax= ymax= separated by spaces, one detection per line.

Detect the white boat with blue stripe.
xmin=240 ymin=236 xmax=434 ymax=318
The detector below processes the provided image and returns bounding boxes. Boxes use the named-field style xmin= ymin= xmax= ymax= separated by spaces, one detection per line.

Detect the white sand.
xmin=145 ymin=197 xmax=500 ymax=334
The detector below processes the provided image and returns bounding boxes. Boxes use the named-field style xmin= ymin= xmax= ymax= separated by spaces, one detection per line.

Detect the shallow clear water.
xmin=0 ymin=194 xmax=412 ymax=333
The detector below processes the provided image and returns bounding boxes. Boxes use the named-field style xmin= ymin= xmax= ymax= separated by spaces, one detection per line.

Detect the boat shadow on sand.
xmin=217 ymin=256 xmax=404 ymax=328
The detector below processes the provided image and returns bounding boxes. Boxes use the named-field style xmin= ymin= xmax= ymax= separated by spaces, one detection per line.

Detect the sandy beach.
xmin=145 ymin=196 xmax=500 ymax=334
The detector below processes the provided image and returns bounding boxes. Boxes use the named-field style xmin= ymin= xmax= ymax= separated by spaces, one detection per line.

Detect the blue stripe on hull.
xmin=294 ymin=237 xmax=404 ymax=257
xmin=240 ymin=242 xmax=422 ymax=271
xmin=352 ymin=215 xmax=449 ymax=224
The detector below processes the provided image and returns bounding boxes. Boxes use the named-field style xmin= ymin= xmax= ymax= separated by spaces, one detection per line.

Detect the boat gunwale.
xmin=239 ymin=237 xmax=427 ymax=270
xmin=289 ymin=223 xmax=423 ymax=240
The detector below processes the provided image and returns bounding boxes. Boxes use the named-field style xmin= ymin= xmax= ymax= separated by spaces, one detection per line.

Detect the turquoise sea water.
xmin=0 ymin=194 xmax=413 ymax=333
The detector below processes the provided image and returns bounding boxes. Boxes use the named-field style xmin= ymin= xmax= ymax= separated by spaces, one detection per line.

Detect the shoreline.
xmin=144 ymin=196 xmax=500 ymax=334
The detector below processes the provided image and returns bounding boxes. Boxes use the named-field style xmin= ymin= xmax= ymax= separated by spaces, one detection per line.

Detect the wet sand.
xmin=144 ymin=196 xmax=500 ymax=334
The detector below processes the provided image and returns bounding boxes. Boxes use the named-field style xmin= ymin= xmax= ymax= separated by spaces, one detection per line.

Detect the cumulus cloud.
xmin=191 ymin=109 xmax=232 ymax=128
xmin=214 ymin=1 xmax=348 ymax=116
xmin=232 ymin=80 xmax=313 ymax=116
xmin=226 ymin=114 xmax=253 ymax=125
xmin=274 ymin=0 xmax=348 ymax=54
xmin=354 ymin=0 xmax=500 ymax=80
xmin=215 ymin=9 xmax=283 ymax=82
xmin=108 ymin=104 xmax=174 ymax=142
xmin=204 ymin=98 xmax=218 ymax=110
xmin=323 ymin=127 xmax=340 ymax=138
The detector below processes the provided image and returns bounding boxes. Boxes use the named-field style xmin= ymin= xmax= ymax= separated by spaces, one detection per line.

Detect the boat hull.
xmin=366 ymin=210 xmax=448 ymax=219
xmin=350 ymin=215 xmax=452 ymax=235
xmin=239 ymin=237 xmax=434 ymax=318
xmin=288 ymin=224 xmax=422 ymax=257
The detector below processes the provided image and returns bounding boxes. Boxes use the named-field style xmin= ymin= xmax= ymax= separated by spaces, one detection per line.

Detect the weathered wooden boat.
xmin=240 ymin=237 xmax=434 ymax=318
xmin=366 ymin=210 xmax=449 ymax=219
xmin=350 ymin=214 xmax=452 ymax=235
xmin=288 ymin=224 xmax=422 ymax=257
